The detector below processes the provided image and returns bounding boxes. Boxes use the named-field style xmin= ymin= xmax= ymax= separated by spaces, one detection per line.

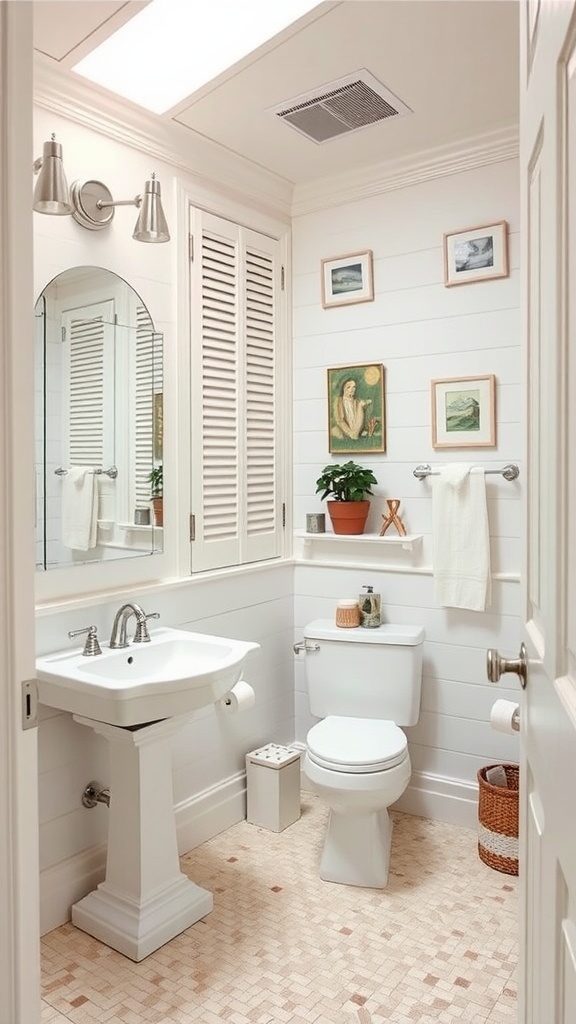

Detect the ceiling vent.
xmin=269 ymin=69 xmax=412 ymax=144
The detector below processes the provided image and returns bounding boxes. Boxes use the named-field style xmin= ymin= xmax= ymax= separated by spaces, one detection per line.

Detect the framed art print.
xmin=443 ymin=222 xmax=508 ymax=287
xmin=327 ymin=363 xmax=385 ymax=454
xmin=321 ymin=250 xmax=374 ymax=308
xmin=431 ymin=374 xmax=496 ymax=448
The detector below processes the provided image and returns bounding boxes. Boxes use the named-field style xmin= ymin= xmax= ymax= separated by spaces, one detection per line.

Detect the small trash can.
xmin=246 ymin=743 xmax=301 ymax=832
xmin=477 ymin=763 xmax=519 ymax=876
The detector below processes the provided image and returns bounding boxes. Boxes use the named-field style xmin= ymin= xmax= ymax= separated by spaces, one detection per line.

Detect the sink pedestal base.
xmin=72 ymin=713 xmax=212 ymax=962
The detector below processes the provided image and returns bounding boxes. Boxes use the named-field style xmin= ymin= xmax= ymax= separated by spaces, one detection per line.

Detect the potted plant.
xmin=315 ymin=460 xmax=377 ymax=535
xmin=148 ymin=465 xmax=163 ymax=527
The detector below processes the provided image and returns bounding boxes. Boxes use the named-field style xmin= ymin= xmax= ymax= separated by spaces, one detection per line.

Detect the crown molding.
xmin=290 ymin=124 xmax=519 ymax=218
xmin=33 ymin=56 xmax=293 ymax=221
xmin=34 ymin=58 xmax=519 ymax=224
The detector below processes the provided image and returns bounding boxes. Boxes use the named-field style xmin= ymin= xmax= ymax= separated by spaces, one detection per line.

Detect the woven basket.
xmin=477 ymin=763 xmax=519 ymax=875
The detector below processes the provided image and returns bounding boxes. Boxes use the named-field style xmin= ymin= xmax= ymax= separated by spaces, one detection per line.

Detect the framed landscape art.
xmin=443 ymin=221 xmax=508 ymax=287
xmin=321 ymin=250 xmax=374 ymax=308
xmin=431 ymin=374 xmax=496 ymax=449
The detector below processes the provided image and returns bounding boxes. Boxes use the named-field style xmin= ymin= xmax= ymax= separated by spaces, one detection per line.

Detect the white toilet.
xmin=302 ymin=619 xmax=424 ymax=889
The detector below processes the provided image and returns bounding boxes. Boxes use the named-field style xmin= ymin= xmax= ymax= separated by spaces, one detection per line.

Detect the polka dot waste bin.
xmin=246 ymin=743 xmax=301 ymax=832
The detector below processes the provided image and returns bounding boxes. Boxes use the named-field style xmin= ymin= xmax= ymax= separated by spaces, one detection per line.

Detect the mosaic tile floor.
xmin=41 ymin=794 xmax=518 ymax=1024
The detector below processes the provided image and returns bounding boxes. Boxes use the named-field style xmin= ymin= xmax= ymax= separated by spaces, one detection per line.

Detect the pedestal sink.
xmin=36 ymin=626 xmax=259 ymax=726
xmin=35 ymin=626 xmax=260 ymax=961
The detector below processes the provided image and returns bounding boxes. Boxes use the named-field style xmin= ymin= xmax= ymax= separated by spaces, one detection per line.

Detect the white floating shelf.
xmin=119 ymin=522 xmax=163 ymax=534
xmin=295 ymin=530 xmax=422 ymax=553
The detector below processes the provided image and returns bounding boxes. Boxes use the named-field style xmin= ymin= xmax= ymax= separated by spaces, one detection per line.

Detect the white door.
xmin=502 ymin=2 xmax=576 ymax=1020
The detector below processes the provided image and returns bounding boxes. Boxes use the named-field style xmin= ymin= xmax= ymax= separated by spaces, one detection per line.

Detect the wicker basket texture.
xmin=477 ymin=763 xmax=519 ymax=876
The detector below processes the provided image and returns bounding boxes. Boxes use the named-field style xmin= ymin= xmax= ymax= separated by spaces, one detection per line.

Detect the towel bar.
xmin=413 ymin=463 xmax=519 ymax=481
xmin=55 ymin=465 xmax=118 ymax=479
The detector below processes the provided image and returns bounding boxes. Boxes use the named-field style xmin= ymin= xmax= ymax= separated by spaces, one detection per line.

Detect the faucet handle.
xmin=68 ymin=625 xmax=102 ymax=657
xmin=133 ymin=612 xmax=160 ymax=644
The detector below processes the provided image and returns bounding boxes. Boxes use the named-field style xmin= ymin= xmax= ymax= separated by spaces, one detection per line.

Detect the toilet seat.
xmin=307 ymin=716 xmax=408 ymax=773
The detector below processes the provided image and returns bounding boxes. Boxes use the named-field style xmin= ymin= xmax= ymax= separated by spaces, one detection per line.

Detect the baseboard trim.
xmin=40 ymin=767 xmax=476 ymax=935
xmin=394 ymin=770 xmax=478 ymax=830
xmin=174 ymin=771 xmax=247 ymax=853
xmin=40 ymin=772 xmax=247 ymax=936
xmin=40 ymin=843 xmax=108 ymax=937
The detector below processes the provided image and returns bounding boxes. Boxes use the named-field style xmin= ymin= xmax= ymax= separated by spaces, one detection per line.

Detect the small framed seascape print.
xmin=327 ymin=363 xmax=385 ymax=454
xmin=431 ymin=374 xmax=496 ymax=449
xmin=321 ymin=250 xmax=374 ymax=308
xmin=443 ymin=221 xmax=508 ymax=286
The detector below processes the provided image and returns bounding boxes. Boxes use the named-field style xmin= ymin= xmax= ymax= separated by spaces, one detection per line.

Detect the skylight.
xmin=72 ymin=0 xmax=321 ymax=115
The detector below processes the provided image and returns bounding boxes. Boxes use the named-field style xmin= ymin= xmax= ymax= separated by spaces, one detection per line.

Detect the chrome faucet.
xmin=109 ymin=603 xmax=159 ymax=649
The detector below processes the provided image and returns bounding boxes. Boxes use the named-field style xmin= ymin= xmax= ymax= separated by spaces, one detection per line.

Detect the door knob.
xmin=486 ymin=643 xmax=527 ymax=689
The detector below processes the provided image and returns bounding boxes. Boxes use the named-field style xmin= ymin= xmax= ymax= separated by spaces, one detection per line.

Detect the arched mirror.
xmin=35 ymin=267 xmax=163 ymax=571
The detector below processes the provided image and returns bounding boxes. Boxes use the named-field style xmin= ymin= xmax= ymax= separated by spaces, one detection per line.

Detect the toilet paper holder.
xmin=490 ymin=698 xmax=521 ymax=733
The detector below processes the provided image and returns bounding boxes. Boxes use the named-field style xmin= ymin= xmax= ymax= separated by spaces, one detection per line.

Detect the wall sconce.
xmin=33 ymin=135 xmax=170 ymax=243
xmin=33 ymin=134 xmax=73 ymax=215
xmin=70 ymin=173 xmax=170 ymax=243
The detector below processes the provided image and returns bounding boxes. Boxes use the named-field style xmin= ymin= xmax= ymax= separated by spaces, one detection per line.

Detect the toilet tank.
xmin=302 ymin=620 xmax=424 ymax=726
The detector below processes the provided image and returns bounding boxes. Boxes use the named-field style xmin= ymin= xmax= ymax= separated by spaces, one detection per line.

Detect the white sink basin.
xmin=35 ymin=626 xmax=259 ymax=726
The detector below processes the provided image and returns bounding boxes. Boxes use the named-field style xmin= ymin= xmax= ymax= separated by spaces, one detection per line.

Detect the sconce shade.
xmin=33 ymin=138 xmax=73 ymax=215
xmin=133 ymin=176 xmax=170 ymax=243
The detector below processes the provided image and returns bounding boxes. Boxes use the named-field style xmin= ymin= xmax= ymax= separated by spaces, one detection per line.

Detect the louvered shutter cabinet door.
xmin=133 ymin=305 xmax=162 ymax=511
xmin=189 ymin=209 xmax=283 ymax=571
xmin=243 ymin=229 xmax=280 ymax=563
xmin=62 ymin=300 xmax=115 ymax=527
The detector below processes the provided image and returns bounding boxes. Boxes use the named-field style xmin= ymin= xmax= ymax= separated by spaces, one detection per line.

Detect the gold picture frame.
xmin=431 ymin=374 xmax=496 ymax=449
xmin=443 ymin=221 xmax=508 ymax=287
xmin=321 ymin=250 xmax=374 ymax=308
xmin=327 ymin=363 xmax=385 ymax=454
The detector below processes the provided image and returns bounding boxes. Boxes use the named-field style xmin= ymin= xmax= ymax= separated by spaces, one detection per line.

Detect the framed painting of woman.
xmin=327 ymin=363 xmax=386 ymax=454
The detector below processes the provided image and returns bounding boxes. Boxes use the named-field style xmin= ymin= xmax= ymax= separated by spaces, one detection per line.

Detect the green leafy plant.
xmin=148 ymin=465 xmax=163 ymax=498
xmin=315 ymin=460 xmax=377 ymax=502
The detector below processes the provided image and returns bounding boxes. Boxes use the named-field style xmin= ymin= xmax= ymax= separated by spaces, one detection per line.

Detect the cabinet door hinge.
xmin=281 ymin=265 xmax=285 ymax=291
xmin=189 ymin=514 xmax=195 ymax=541
xmin=282 ymin=502 xmax=286 ymax=529
xmin=188 ymin=234 xmax=194 ymax=262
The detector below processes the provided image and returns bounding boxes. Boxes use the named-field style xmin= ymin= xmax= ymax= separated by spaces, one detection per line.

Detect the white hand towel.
xmin=432 ymin=464 xmax=491 ymax=611
xmin=61 ymin=467 xmax=98 ymax=551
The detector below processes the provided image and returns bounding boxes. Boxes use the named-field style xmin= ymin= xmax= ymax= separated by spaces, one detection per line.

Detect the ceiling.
xmin=33 ymin=0 xmax=519 ymax=187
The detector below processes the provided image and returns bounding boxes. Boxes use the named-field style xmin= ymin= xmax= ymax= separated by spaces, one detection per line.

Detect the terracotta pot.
xmin=152 ymin=496 xmax=164 ymax=527
xmin=326 ymin=499 xmax=370 ymax=535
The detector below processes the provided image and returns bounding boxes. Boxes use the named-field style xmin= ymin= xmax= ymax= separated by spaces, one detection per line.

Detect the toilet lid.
xmin=307 ymin=716 xmax=408 ymax=773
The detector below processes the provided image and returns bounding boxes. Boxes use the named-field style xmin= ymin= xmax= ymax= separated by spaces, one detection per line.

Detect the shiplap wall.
xmin=292 ymin=158 xmax=523 ymax=825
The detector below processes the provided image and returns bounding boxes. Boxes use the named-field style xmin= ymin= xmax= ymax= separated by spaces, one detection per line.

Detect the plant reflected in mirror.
xmin=148 ymin=464 xmax=163 ymax=527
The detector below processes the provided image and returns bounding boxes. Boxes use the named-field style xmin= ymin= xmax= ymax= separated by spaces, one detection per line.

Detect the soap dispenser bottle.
xmin=359 ymin=585 xmax=381 ymax=628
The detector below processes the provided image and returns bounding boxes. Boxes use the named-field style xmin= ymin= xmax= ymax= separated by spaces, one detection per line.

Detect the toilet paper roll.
xmin=219 ymin=679 xmax=255 ymax=713
xmin=490 ymin=699 xmax=520 ymax=734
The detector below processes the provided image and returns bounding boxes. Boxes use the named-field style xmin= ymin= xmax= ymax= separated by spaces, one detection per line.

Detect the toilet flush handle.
xmin=293 ymin=639 xmax=320 ymax=654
